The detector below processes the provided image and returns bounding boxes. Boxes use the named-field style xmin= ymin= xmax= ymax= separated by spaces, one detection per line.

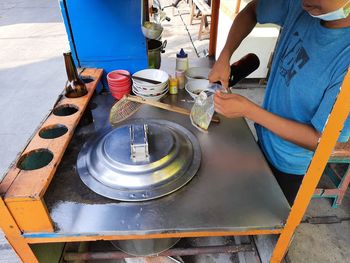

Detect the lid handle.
xmin=130 ymin=124 xmax=150 ymax=162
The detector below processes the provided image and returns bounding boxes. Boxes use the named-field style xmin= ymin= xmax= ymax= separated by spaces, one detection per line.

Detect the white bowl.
xmin=133 ymin=88 xmax=168 ymax=101
xmin=185 ymin=67 xmax=211 ymax=82
xmin=185 ymin=79 xmax=210 ymax=99
xmin=142 ymin=22 xmax=163 ymax=40
xmin=133 ymin=80 xmax=168 ymax=91
xmin=133 ymin=69 xmax=169 ymax=88
xmin=132 ymin=84 xmax=168 ymax=96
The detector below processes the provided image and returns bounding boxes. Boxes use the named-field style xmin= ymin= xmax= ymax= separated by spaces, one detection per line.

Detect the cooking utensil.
xmin=148 ymin=39 xmax=167 ymax=69
xmin=142 ymin=21 xmax=163 ymax=39
xmin=77 ymin=119 xmax=201 ymax=201
xmin=116 ymin=72 xmax=162 ymax=85
xmin=109 ymin=95 xmax=220 ymax=126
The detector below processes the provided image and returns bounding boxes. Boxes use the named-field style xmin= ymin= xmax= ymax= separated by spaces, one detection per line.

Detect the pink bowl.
xmin=109 ymin=84 xmax=131 ymax=92
xmin=107 ymin=70 xmax=130 ymax=82
xmin=111 ymin=87 xmax=130 ymax=96
xmin=108 ymin=78 xmax=131 ymax=85
xmin=111 ymin=90 xmax=130 ymax=100
xmin=110 ymin=89 xmax=131 ymax=96
xmin=107 ymin=70 xmax=131 ymax=94
xmin=109 ymin=81 xmax=131 ymax=87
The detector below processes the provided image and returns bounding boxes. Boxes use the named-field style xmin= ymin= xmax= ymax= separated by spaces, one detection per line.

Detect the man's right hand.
xmin=208 ymin=0 xmax=257 ymax=90
xmin=208 ymin=58 xmax=231 ymax=90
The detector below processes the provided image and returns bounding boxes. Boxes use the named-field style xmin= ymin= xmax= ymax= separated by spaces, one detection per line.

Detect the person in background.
xmin=209 ymin=0 xmax=350 ymax=205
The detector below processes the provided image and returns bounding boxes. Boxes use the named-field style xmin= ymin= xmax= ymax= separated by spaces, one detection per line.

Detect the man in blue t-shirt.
xmin=209 ymin=0 xmax=350 ymax=205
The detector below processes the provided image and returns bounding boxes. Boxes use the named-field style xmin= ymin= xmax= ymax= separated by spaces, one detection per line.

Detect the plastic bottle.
xmin=169 ymin=77 xmax=178 ymax=95
xmin=228 ymin=53 xmax=260 ymax=86
xmin=175 ymin=70 xmax=185 ymax=89
xmin=176 ymin=48 xmax=189 ymax=72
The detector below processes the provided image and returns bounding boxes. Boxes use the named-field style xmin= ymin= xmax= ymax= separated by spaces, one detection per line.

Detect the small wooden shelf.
xmin=0 ymin=68 xmax=103 ymax=233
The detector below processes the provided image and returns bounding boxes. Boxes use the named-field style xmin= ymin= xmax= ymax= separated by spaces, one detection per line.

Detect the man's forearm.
xmin=245 ymin=102 xmax=321 ymax=151
xmin=219 ymin=1 xmax=258 ymax=62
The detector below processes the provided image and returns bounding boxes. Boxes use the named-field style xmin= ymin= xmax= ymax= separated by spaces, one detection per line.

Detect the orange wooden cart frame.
xmin=0 ymin=67 xmax=349 ymax=262
xmin=0 ymin=68 xmax=103 ymax=262
xmin=0 ymin=16 xmax=349 ymax=256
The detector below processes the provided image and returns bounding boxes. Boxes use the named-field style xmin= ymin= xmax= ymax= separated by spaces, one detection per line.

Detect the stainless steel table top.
xmin=39 ymin=89 xmax=290 ymax=238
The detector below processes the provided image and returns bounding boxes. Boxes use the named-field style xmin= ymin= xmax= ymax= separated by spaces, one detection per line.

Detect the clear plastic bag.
xmin=190 ymin=83 xmax=223 ymax=132
xmin=190 ymin=91 xmax=214 ymax=133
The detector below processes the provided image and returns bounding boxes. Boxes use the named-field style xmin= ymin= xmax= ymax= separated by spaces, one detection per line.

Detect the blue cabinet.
xmin=59 ymin=0 xmax=148 ymax=87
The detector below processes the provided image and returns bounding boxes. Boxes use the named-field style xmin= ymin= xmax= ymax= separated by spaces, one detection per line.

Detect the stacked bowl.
xmin=132 ymin=69 xmax=169 ymax=101
xmin=107 ymin=70 xmax=131 ymax=100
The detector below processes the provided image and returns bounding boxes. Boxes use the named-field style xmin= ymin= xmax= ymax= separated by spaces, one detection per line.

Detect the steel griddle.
xmin=35 ymin=90 xmax=290 ymax=239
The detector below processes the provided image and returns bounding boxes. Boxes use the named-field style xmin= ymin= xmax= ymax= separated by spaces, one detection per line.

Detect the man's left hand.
xmin=214 ymin=91 xmax=251 ymax=118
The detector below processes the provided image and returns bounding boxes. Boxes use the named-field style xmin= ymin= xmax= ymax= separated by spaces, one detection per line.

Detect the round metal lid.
xmin=77 ymin=119 xmax=201 ymax=201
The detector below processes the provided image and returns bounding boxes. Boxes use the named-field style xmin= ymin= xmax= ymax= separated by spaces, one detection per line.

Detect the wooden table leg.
xmin=0 ymin=198 xmax=38 ymax=263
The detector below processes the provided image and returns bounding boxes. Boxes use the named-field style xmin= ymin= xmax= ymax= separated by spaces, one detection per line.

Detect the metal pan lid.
xmin=77 ymin=119 xmax=201 ymax=201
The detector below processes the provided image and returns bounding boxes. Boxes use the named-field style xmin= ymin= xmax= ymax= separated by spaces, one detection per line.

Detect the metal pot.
xmin=147 ymin=39 xmax=167 ymax=69
xmin=111 ymin=238 xmax=180 ymax=256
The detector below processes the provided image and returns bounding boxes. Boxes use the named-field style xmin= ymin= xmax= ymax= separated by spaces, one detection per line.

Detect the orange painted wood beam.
xmin=25 ymin=228 xmax=283 ymax=244
xmin=1 ymin=68 xmax=103 ymax=233
xmin=209 ymin=0 xmax=220 ymax=57
xmin=271 ymin=69 xmax=350 ymax=262
xmin=0 ymin=198 xmax=38 ymax=262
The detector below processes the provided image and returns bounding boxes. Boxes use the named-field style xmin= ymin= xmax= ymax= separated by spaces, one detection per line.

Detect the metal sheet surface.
xmin=41 ymin=90 xmax=290 ymax=238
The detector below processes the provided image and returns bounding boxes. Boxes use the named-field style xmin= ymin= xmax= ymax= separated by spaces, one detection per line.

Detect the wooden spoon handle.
xmin=126 ymin=95 xmax=220 ymax=123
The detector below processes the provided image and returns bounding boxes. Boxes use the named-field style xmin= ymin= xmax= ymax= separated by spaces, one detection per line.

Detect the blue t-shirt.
xmin=255 ymin=0 xmax=350 ymax=175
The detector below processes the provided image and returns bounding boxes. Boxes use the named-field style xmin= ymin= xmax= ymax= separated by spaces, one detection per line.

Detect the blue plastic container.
xmin=59 ymin=0 xmax=148 ymax=89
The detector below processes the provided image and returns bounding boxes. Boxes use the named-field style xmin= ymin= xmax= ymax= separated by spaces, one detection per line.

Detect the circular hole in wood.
xmin=89 ymin=102 xmax=98 ymax=110
xmin=81 ymin=77 xmax=94 ymax=84
xmin=65 ymin=88 xmax=88 ymax=98
xmin=39 ymin=124 xmax=68 ymax=139
xmin=53 ymin=104 xmax=79 ymax=116
xmin=17 ymin=149 xmax=54 ymax=170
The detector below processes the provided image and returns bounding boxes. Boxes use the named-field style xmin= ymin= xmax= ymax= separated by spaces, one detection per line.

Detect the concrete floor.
xmin=0 ymin=0 xmax=349 ymax=262
xmin=0 ymin=0 xmax=68 ymax=262
xmin=0 ymin=0 xmax=69 ymax=180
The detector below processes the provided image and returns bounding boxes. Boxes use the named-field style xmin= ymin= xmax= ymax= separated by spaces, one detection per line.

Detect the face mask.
xmin=309 ymin=0 xmax=350 ymax=21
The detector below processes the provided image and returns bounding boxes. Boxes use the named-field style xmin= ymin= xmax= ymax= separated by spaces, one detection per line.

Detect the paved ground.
xmin=0 ymin=0 xmax=69 ymax=180
xmin=0 ymin=0 xmax=349 ymax=262
xmin=0 ymin=0 xmax=68 ymax=262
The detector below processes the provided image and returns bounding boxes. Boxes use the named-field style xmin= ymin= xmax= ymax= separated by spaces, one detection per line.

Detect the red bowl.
xmin=108 ymin=81 xmax=130 ymax=90
xmin=107 ymin=70 xmax=130 ymax=82
xmin=111 ymin=92 xmax=129 ymax=100
xmin=108 ymin=78 xmax=131 ymax=85
xmin=110 ymin=84 xmax=130 ymax=90
xmin=109 ymin=84 xmax=131 ymax=92
xmin=110 ymin=89 xmax=130 ymax=100
xmin=108 ymin=80 xmax=131 ymax=89
xmin=109 ymin=81 xmax=131 ymax=87
xmin=110 ymin=89 xmax=131 ymax=96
